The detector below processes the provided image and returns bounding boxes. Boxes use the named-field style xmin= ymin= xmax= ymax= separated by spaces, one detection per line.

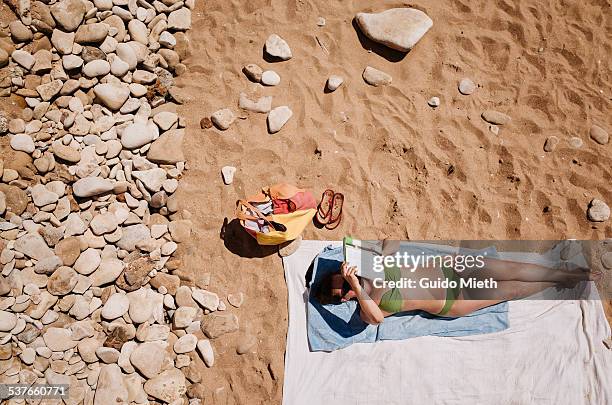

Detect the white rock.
xmin=83 ymin=60 xmax=111 ymax=77
xmin=43 ymin=327 xmax=77 ymax=351
xmin=11 ymin=50 xmax=35 ymax=70
xmin=91 ymin=258 xmax=124 ymax=286
xmin=93 ymin=83 xmax=130 ymax=111
xmin=428 ymin=96 xmax=440 ymax=107
xmin=73 ymin=177 xmax=114 ymax=197
xmin=132 ymin=168 xmax=167 ymax=192
xmin=74 ymin=248 xmax=101 ymax=275
xmin=211 ymin=108 xmax=235 ymax=130
xmin=355 ymin=8 xmax=433 ymax=52
xmin=196 ymin=339 xmax=214 ymax=367
xmin=587 ymin=199 xmax=610 ymax=222
xmin=90 ymin=212 xmax=118 ymax=235
xmin=62 ymin=54 xmax=84 ymax=70
xmin=128 ymin=288 xmax=154 ymax=323
xmin=31 ymin=184 xmax=59 ymax=207
xmin=173 ymin=334 xmax=197 ymax=354
xmin=0 ymin=310 xmax=17 ymax=331
xmin=117 ymin=224 xmax=150 ymax=251
xmin=362 ymin=66 xmax=392 ymax=86
xmin=14 ymin=233 xmax=54 ymax=260
xmin=458 ymin=78 xmax=476 ymax=95
xmin=101 ymin=293 xmax=129 ymax=320
xmin=261 ymin=70 xmax=280 ymax=86
xmin=130 ymin=342 xmax=165 ymax=378
xmin=96 ymin=346 xmax=121 ymax=363
xmin=153 ymin=111 xmax=178 ymax=131
xmin=110 ymin=57 xmax=130 ymax=76
xmin=51 ymin=29 xmax=75 ymax=55
xmin=10 ymin=134 xmax=35 ymax=153
xmin=173 ymin=306 xmax=197 ymax=328
xmin=221 ymin=166 xmax=236 ymax=185
xmin=192 ymin=289 xmax=219 ymax=311
xmin=128 ymin=19 xmax=149 ymax=44
xmin=168 ymin=7 xmax=191 ymax=31
xmin=159 ymin=31 xmax=176 ymax=48
xmin=267 ymin=106 xmax=293 ymax=133
xmin=94 ymin=364 xmax=128 ymax=405
xmin=239 ymin=93 xmax=272 ymax=113
xmin=265 ymin=33 xmax=292 ymax=60
xmin=143 ymin=368 xmax=186 ymax=403
xmin=120 ymin=122 xmax=156 ymax=149
xmin=116 ymin=43 xmax=138 ymax=70
xmin=326 ymin=75 xmax=344 ymax=91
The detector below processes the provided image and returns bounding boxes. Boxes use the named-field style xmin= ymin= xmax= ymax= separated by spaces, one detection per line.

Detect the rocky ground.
xmin=0 ymin=0 xmax=230 ymax=403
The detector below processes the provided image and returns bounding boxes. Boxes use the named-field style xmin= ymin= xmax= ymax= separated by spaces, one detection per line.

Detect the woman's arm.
xmin=341 ymin=263 xmax=385 ymax=325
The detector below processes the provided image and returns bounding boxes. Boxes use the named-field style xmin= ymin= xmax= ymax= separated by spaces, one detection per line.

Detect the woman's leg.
xmin=444 ymin=280 xmax=557 ymax=316
xmin=462 ymin=258 xmax=594 ymax=283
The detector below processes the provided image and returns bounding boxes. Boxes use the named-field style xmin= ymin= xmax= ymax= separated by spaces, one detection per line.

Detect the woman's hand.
xmin=341 ymin=262 xmax=361 ymax=293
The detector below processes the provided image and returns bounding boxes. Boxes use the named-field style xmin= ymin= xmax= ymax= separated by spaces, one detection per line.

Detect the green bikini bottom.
xmin=378 ymin=266 xmax=461 ymax=316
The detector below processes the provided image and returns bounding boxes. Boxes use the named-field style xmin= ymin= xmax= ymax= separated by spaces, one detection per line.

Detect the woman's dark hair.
xmin=312 ymin=273 xmax=350 ymax=305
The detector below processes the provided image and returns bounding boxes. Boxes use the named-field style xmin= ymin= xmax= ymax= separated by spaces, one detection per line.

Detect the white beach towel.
xmin=282 ymin=240 xmax=612 ymax=405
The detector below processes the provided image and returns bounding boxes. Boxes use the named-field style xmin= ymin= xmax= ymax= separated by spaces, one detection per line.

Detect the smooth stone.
xmin=196 ymin=339 xmax=214 ymax=367
xmin=63 ymin=54 xmax=84 ymax=70
xmin=120 ymin=122 xmax=156 ymax=149
xmin=159 ymin=31 xmax=176 ymax=48
xmin=116 ymin=43 xmax=137 ymax=70
xmin=31 ymin=184 xmax=59 ymax=207
xmin=459 ymin=78 xmax=476 ymax=95
xmin=50 ymin=0 xmax=86 ymax=32
xmin=147 ymin=129 xmax=185 ymax=164
xmin=130 ymin=342 xmax=165 ymax=378
xmin=239 ymin=93 xmax=272 ymax=113
xmin=132 ymin=168 xmax=166 ymax=192
xmin=73 ymin=177 xmax=114 ymax=197
xmin=482 ymin=110 xmax=511 ymax=125
xmin=128 ymin=19 xmax=149 ymax=44
xmin=11 ymin=50 xmax=35 ymax=70
xmin=356 ymin=8 xmax=432 ymax=52
xmin=117 ymin=224 xmax=151 ymax=251
xmin=167 ymin=8 xmax=192 ymax=31
xmin=261 ymin=70 xmax=280 ymax=86
xmin=10 ymin=134 xmax=35 ymax=153
xmin=211 ymin=108 xmax=235 ymax=130
xmin=143 ymin=368 xmax=186 ymax=403
xmin=221 ymin=166 xmax=236 ymax=185
xmin=51 ymin=29 xmax=76 ymax=55
xmin=587 ymin=199 xmax=610 ymax=222
xmin=52 ymin=143 xmax=81 ymax=162
xmin=428 ymin=96 xmax=440 ymax=107
xmin=267 ymin=106 xmax=293 ymax=133
xmin=128 ymin=288 xmax=155 ymax=323
xmin=173 ymin=334 xmax=197 ymax=354
xmin=43 ymin=327 xmax=77 ymax=351
xmin=83 ymin=59 xmax=111 ymax=77
xmin=96 ymin=346 xmax=121 ymax=363
xmin=362 ymin=66 xmax=392 ymax=86
xmin=265 ymin=33 xmax=292 ymax=60
xmin=10 ymin=21 xmax=33 ymax=43
xmin=74 ymin=248 xmax=101 ymax=275
xmin=590 ymin=125 xmax=609 ymax=145
xmin=94 ymin=364 xmax=128 ymax=405
xmin=242 ymin=63 xmax=263 ymax=82
xmin=326 ymin=75 xmax=344 ymax=91
xmin=91 ymin=258 xmax=124 ymax=286
xmin=192 ymin=289 xmax=219 ymax=311
xmin=47 ymin=266 xmax=78 ymax=295
xmin=90 ymin=212 xmax=118 ymax=235
xmin=569 ymin=137 xmax=583 ymax=148
xmin=101 ymin=293 xmax=130 ymax=319
xmin=153 ymin=111 xmax=178 ymax=131
xmin=93 ymin=83 xmax=130 ymax=111
xmin=110 ymin=57 xmax=129 ymax=76
xmin=173 ymin=306 xmax=197 ymax=328
xmin=14 ymin=233 xmax=54 ymax=260
xmin=543 ymin=136 xmax=559 ymax=152
xmin=0 ymin=311 xmax=17 ymax=332
xmin=132 ymin=69 xmax=157 ymax=84
xmin=75 ymin=23 xmax=109 ymax=44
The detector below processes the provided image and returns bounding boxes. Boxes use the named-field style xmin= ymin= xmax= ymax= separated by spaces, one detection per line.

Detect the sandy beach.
xmin=0 ymin=0 xmax=609 ymax=403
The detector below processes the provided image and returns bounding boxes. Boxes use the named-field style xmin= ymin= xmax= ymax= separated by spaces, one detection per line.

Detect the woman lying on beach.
xmin=313 ymin=251 xmax=601 ymax=325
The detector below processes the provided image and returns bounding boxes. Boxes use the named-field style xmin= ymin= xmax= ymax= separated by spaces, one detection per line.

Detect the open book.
xmin=343 ymin=237 xmax=382 ymax=277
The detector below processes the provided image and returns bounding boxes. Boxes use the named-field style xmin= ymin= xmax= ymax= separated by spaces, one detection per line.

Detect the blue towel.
xmin=307 ymin=245 xmax=509 ymax=352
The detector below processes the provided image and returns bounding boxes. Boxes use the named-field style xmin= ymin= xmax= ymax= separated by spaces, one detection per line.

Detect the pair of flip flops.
xmin=315 ymin=189 xmax=344 ymax=230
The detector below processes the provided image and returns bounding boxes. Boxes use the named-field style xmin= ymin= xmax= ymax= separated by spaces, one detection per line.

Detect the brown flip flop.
xmin=316 ymin=189 xmax=334 ymax=225
xmin=325 ymin=193 xmax=344 ymax=230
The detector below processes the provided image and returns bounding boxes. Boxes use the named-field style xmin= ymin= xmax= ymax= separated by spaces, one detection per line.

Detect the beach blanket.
xmin=307 ymin=245 xmax=509 ymax=352
xmin=282 ymin=240 xmax=612 ymax=405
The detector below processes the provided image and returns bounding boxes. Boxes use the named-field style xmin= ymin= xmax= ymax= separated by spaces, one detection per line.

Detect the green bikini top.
xmin=378 ymin=266 xmax=403 ymax=313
